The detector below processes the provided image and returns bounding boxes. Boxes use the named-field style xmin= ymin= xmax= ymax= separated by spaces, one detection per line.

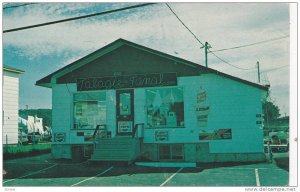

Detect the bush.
xmin=3 ymin=143 xmax=51 ymax=159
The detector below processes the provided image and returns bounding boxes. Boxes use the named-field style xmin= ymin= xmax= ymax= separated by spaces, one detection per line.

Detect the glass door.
xmin=116 ymin=89 xmax=134 ymax=135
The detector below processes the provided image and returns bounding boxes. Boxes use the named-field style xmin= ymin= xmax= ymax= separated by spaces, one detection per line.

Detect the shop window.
xmin=159 ymin=145 xmax=171 ymax=160
xmin=73 ymin=92 xmax=106 ymax=129
xmin=158 ymin=144 xmax=184 ymax=161
xmin=146 ymin=87 xmax=184 ymax=128
xmin=172 ymin=144 xmax=184 ymax=160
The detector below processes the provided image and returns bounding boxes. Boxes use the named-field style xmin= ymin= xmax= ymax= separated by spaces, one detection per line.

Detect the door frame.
xmin=116 ymin=89 xmax=134 ymax=136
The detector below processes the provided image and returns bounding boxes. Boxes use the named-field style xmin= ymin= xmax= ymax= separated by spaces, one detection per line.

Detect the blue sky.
xmin=2 ymin=2 xmax=291 ymax=116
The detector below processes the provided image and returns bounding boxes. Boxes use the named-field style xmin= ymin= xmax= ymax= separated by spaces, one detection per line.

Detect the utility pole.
xmin=257 ymin=61 xmax=260 ymax=83
xmin=201 ymin=42 xmax=211 ymax=67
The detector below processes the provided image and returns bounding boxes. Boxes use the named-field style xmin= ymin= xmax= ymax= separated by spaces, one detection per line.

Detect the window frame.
xmin=73 ymin=91 xmax=107 ymax=130
xmin=145 ymin=86 xmax=185 ymax=129
xmin=158 ymin=144 xmax=184 ymax=161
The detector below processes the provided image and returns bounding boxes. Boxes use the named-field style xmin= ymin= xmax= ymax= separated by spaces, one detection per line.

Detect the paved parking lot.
xmin=3 ymin=153 xmax=289 ymax=187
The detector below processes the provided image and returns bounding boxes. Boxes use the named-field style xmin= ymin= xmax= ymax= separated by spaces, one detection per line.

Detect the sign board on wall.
xmin=54 ymin=133 xmax=66 ymax=142
xmin=155 ymin=131 xmax=169 ymax=141
xmin=84 ymin=132 xmax=93 ymax=142
xmin=199 ymin=129 xmax=232 ymax=140
xmin=77 ymin=73 xmax=177 ymax=91
xmin=195 ymin=90 xmax=210 ymax=127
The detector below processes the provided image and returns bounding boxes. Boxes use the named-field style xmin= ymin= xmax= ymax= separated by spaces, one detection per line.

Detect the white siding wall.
xmin=106 ymin=90 xmax=116 ymax=136
xmin=52 ymin=84 xmax=76 ymax=144
xmin=3 ymin=71 xmax=20 ymax=144
xmin=134 ymin=89 xmax=145 ymax=124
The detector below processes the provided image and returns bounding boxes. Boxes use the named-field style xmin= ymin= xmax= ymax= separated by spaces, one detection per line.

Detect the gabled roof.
xmin=3 ymin=65 xmax=25 ymax=74
xmin=36 ymin=38 xmax=268 ymax=91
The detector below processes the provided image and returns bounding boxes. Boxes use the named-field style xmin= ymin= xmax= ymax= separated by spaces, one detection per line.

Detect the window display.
xmin=74 ymin=92 xmax=106 ymax=129
xmin=146 ymin=87 xmax=184 ymax=128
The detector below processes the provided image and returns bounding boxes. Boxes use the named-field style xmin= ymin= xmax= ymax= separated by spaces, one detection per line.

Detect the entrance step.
xmin=135 ymin=162 xmax=197 ymax=168
xmin=90 ymin=137 xmax=142 ymax=162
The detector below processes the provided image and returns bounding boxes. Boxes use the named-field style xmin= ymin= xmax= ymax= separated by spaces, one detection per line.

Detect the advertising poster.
xmin=199 ymin=129 xmax=232 ymax=140
xmin=196 ymin=90 xmax=210 ymax=127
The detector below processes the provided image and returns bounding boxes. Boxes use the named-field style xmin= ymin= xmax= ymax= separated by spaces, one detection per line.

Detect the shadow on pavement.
xmin=4 ymin=153 xmax=288 ymax=181
xmin=273 ymin=157 xmax=289 ymax=171
xmin=196 ymin=161 xmax=266 ymax=169
xmin=3 ymin=159 xmax=204 ymax=180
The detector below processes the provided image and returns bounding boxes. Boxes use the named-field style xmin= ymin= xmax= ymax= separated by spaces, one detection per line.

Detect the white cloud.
xmin=2 ymin=2 xmax=291 ymax=115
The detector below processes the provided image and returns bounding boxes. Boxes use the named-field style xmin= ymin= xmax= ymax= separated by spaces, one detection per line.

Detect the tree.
xmin=263 ymin=100 xmax=280 ymax=122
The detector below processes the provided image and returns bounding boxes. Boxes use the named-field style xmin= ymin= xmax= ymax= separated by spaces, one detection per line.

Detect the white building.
xmin=18 ymin=115 xmax=44 ymax=135
xmin=3 ymin=65 xmax=24 ymax=144
xmin=36 ymin=39 xmax=268 ymax=163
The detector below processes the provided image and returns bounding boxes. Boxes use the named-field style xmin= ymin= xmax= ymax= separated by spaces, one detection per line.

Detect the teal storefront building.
xmin=36 ymin=39 xmax=268 ymax=164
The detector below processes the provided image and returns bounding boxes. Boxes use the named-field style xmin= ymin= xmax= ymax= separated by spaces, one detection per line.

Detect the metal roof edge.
xmin=3 ymin=65 xmax=25 ymax=74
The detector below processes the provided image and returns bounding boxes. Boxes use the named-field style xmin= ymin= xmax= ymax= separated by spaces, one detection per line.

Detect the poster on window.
xmin=196 ymin=90 xmax=210 ymax=127
xmin=199 ymin=129 xmax=232 ymax=140
xmin=118 ymin=121 xmax=133 ymax=133
xmin=146 ymin=87 xmax=184 ymax=128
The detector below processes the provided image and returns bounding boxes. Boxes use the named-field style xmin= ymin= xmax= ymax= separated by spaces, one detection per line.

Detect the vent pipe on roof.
xmin=257 ymin=61 xmax=261 ymax=83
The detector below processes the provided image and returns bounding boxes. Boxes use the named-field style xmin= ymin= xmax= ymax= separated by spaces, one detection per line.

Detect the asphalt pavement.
xmin=3 ymin=153 xmax=289 ymax=187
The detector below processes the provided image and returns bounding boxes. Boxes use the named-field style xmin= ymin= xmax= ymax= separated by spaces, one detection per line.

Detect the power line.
xmin=209 ymin=51 xmax=255 ymax=70
xmin=165 ymin=3 xmax=204 ymax=46
xmin=261 ymin=65 xmax=289 ymax=73
xmin=210 ymin=35 xmax=289 ymax=53
xmin=3 ymin=3 xmax=38 ymax=10
xmin=3 ymin=3 xmax=156 ymax=33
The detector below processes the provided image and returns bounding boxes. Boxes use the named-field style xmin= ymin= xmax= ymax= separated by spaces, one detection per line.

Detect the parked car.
xmin=18 ymin=131 xmax=28 ymax=145
xmin=264 ymin=137 xmax=272 ymax=144
xmin=28 ymin=132 xmax=41 ymax=143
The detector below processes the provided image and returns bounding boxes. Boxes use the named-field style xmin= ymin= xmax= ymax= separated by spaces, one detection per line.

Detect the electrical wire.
xmin=209 ymin=51 xmax=255 ymax=70
xmin=3 ymin=3 xmax=38 ymax=10
xmin=210 ymin=35 xmax=289 ymax=53
xmin=165 ymin=3 xmax=205 ymax=46
xmin=3 ymin=3 xmax=156 ymax=33
xmin=261 ymin=65 xmax=289 ymax=73
xmin=165 ymin=3 xmax=255 ymax=71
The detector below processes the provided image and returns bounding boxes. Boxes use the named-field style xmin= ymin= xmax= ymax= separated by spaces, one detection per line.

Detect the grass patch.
xmin=3 ymin=143 xmax=51 ymax=159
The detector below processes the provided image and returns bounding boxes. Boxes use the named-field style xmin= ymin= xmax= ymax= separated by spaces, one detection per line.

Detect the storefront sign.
xmin=155 ymin=131 xmax=169 ymax=141
xmin=54 ymin=133 xmax=66 ymax=142
xmin=77 ymin=73 xmax=177 ymax=91
xmin=199 ymin=129 xmax=232 ymax=140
